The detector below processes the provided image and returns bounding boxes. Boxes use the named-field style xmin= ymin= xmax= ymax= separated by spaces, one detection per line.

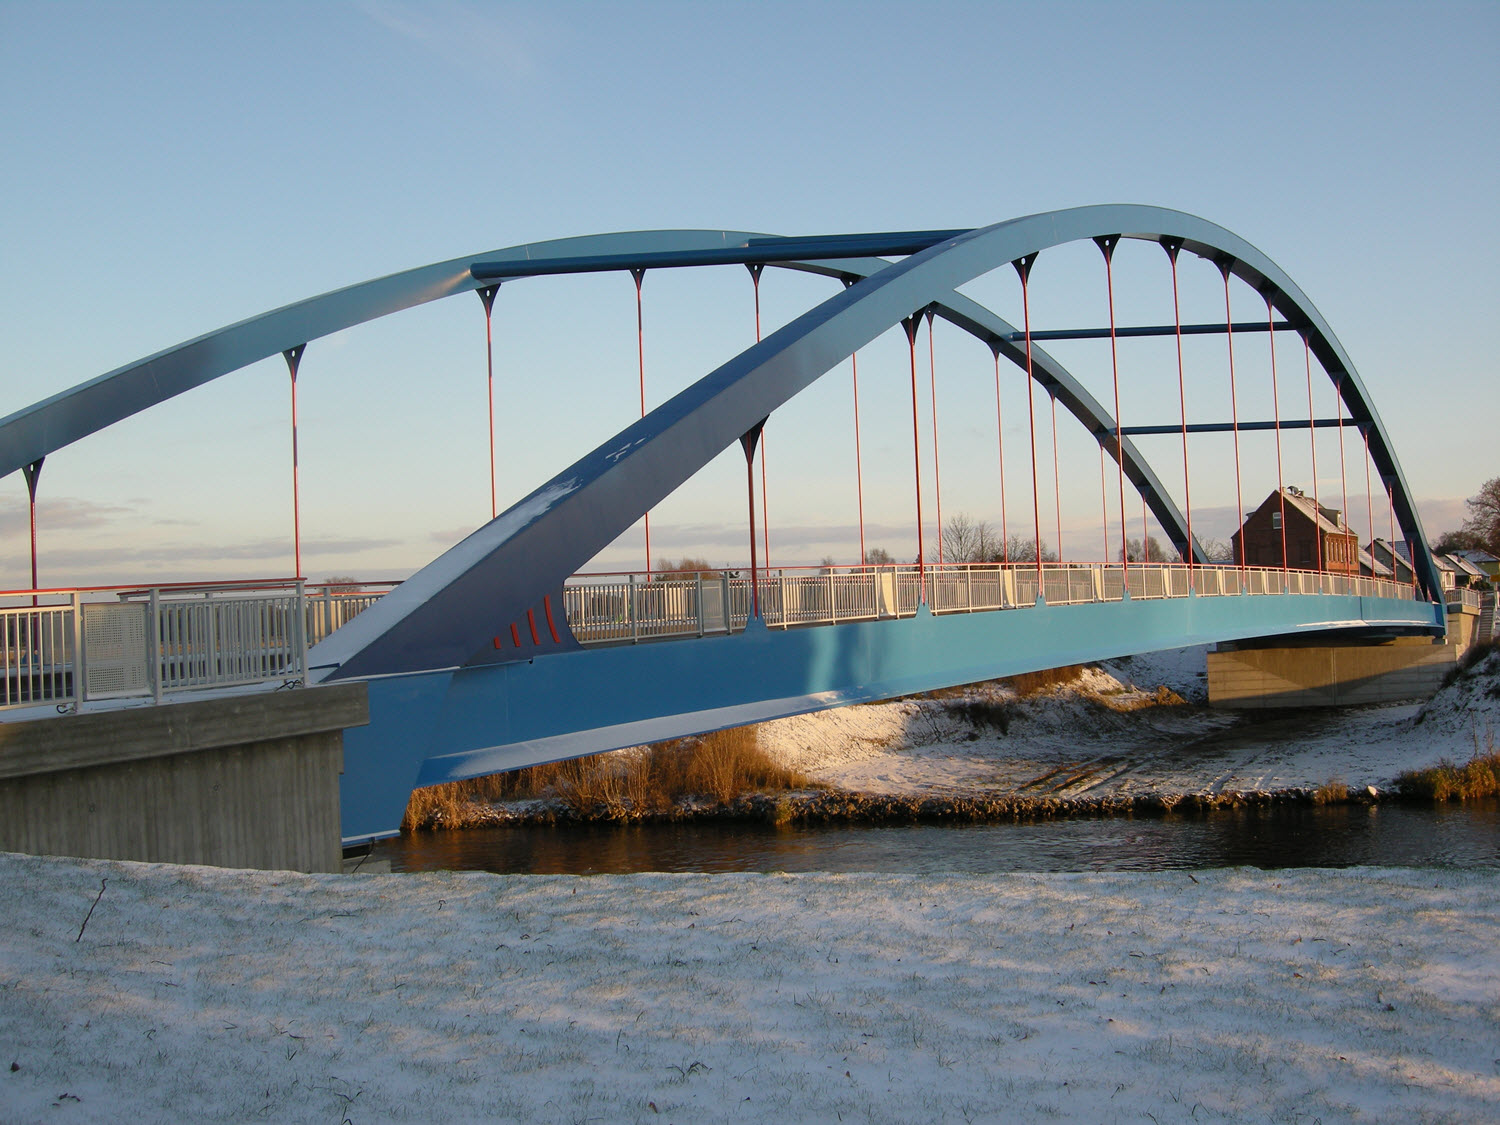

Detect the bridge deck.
xmin=338 ymin=577 xmax=1441 ymax=842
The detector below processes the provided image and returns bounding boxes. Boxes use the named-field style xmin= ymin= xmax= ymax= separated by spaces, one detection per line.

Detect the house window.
xmin=1272 ymin=512 xmax=1282 ymax=530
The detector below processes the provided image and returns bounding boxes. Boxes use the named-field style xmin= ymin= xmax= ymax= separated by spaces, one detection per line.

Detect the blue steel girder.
xmin=307 ymin=206 xmax=1443 ymax=679
xmin=0 ymin=207 xmax=1441 ymax=630
xmin=338 ymin=587 xmax=1442 ymax=841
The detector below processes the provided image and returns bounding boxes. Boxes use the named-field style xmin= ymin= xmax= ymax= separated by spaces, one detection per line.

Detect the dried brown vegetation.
xmin=1002 ymin=665 xmax=1085 ymax=696
xmin=1311 ymin=779 xmax=1349 ymax=805
xmin=1092 ymin=684 xmax=1186 ymax=712
xmin=401 ymin=724 xmax=813 ymax=831
xmin=1394 ymin=741 xmax=1500 ymax=802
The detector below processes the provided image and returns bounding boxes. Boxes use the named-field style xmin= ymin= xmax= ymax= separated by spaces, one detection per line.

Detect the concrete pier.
xmin=1207 ymin=637 xmax=1455 ymax=709
xmin=0 ymin=684 xmax=367 ymax=872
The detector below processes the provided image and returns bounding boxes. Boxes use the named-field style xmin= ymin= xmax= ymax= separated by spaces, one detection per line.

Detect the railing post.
xmin=629 ymin=573 xmax=638 ymax=644
xmin=722 ymin=572 xmax=732 ymax=633
xmin=696 ymin=574 xmax=705 ymax=637
xmin=829 ymin=570 xmax=837 ymax=625
xmin=205 ymin=590 xmax=219 ymax=683
xmin=70 ymin=591 xmax=84 ymax=707
xmin=294 ymin=579 xmax=308 ymax=685
xmin=148 ymin=587 xmax=162 ymax=704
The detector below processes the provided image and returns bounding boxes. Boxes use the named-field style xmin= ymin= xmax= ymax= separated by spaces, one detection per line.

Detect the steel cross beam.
xmin=1121 ymin=418 xmax=1360 ymax=436
xmin=469 ymin=230 xmax=972 ymax=279
xmin=1008 ymin=320 xmax=1295 ymax=342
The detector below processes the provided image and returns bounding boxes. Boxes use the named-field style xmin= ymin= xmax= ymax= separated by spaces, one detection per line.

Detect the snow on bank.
xmin=1 ymin=853 xmax=1495 ymax=1123
xmin=757 ymin=645 xmax=1499 ymax=801
xmin=1415 ymin=648 xmax=1500 ymax=742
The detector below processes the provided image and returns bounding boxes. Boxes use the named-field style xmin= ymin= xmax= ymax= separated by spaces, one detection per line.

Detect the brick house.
xmin=1231 ymin=486 xmax=1360 ymax=573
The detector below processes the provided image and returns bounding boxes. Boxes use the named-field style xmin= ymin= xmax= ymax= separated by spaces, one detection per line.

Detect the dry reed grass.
xmin=1394 ymin=738 xmax=1500 ymax=801
xmin=401 ymin=724 xmax=812 ymax=831
xmin=1002 ymin=665 xmax=1085 ymax=696
xmin=916 ymin=665 xmax=1084 ymax=704
xmin=1311 ymin=779 xmax=1349 ymax=805
xmin=1092 ymin=684 xmax=1186 ymax=712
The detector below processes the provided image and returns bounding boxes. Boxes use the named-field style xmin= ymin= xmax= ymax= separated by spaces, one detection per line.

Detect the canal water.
xmin=375 ymin=799 xmax=1500 ymax=874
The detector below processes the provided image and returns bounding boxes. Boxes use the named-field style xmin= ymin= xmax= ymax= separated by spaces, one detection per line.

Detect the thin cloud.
xmin=354 ymin=0 xmax=543 ymax=81
xmin=0 ymin=495 xmax=132 ymax=536
xmin=2 ymin=536 xmax=403 ymax=571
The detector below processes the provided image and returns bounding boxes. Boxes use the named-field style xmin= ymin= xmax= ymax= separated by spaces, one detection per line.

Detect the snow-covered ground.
xmin=757 ymin=646 xmax=1500 ymax=800
xmin=2 ymin=852 xmax=1496 ymax=1124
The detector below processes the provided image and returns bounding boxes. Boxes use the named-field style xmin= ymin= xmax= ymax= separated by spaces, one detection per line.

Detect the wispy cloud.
xmin=353 ymin=0 xmax=543 ymax=81
xmin=429 ymin=524 xmax=480 ymax=547
xmin=0 ymin=495 xmax=132 ymax=536
xmin=0 ymin=535 xmax=404 ymax=574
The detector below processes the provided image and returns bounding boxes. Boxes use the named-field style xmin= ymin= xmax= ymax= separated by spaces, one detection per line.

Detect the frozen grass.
xmin=403 ymin=726 xmax=812 ymax=830
xmin=1311 ymin=779 xmax=1350 ymax=805
xmin=1395 ymin=744 xmax=1500 ymax=801
xmin=1 ymin=853 xmax=1496 ymax=1123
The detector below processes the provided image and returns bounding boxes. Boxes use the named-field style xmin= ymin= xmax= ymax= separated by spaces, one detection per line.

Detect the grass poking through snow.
xmin=1394 ymin=741 xmax=1500 ymax=801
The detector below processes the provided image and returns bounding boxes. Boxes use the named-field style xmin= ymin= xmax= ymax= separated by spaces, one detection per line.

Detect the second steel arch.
xmin=311 ymin=205 xmax=1441 ymax=681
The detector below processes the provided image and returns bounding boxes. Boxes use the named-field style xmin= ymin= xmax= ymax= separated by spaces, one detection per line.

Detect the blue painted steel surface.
xmin=310 ymin=207 xmax=1443 ymax=682
xmin=340 ymin=591 xmax=1443 ymax=841
xmin=0 ymin=206 xmax=1451 ymax=845
xmin=1 ymin=208 xmax=1442 ymax=618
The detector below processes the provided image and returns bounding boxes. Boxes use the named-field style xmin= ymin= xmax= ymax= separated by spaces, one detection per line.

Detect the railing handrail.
xmin=560 ymin=561 xmax=1425 ymax=647
xmin=0 ymin=581 xmax=345 ymax=713
xmin=3 ymin=564 xmax=1432 ymax=713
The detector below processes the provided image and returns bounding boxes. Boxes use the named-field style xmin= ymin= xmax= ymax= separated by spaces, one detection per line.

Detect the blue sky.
xmin=2 ymin=0 xmax=1496 ymax=587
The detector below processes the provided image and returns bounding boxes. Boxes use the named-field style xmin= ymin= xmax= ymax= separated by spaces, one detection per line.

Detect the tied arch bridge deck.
xmin=0 ymin=207 xmax=1444 ymax=841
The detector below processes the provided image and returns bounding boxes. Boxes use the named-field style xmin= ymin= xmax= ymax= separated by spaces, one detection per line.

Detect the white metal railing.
xmin=1 ymin=563 xmax=1428 ymax=708
xmin=562 ymin=562 xmax=1421 ymax=646
xmin=0 ymin=580 xmax=395 ymax=713
xmin=1446 ymin=587 xmax=1484 ymax=611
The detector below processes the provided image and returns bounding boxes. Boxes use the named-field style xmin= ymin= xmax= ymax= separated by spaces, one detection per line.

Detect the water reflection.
xmin=377 ymin=800 xmax=1500 ymax=875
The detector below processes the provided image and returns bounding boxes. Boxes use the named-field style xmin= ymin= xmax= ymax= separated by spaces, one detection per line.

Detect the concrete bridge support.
xmin=1207 ymin=637 xmax=1456 ymax=709
xmin=0 ymin=684 xmax=366 ymax=873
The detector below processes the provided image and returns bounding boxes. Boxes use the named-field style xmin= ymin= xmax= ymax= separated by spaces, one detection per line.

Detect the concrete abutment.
xmin=0 ymin=684 xmax=367 ymax=873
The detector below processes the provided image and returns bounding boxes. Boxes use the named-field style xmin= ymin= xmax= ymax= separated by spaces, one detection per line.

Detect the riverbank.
xmin=2 ymin=853 xmax=1494 ymax=1123
xmin=404 ymin=645 xmax=1500 ymax=831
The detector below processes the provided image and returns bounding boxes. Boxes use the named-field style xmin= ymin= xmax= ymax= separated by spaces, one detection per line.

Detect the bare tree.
xmin=1123 ymin=536 xmax=1170 ymax=562
xmin=1196 ymin=537 xmax=1235 ymax=563
xmin=1433 ymin=528 xmax=1485 ymax=554
xmin=937 ymin=513 xmax=1004 ymax=563
xmin=1457 ymin=477 xmax=1500 ymax=555
xmin=865 ymin=546 xmax=895 ymax=565
xmin=656 ymin=557 xmax=719 ymax=579
xmin=1005 ymin=535 xmax=1058 ymax=563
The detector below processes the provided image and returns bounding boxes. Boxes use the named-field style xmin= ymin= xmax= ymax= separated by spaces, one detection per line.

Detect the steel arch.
xmin=0 ymin=206 xmax=1438 ymax=659
xmin=309 ymin=206 xmax=1440 ymax=679
xmin=0 ymin=223 xmax=1209 ymax=603
xmin=0 ymin=225 xmax=1176 ymax=538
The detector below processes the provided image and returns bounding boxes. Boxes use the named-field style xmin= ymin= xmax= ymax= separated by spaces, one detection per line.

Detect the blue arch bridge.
xmin=0 ymin=207 xmax=1446 ymax=842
